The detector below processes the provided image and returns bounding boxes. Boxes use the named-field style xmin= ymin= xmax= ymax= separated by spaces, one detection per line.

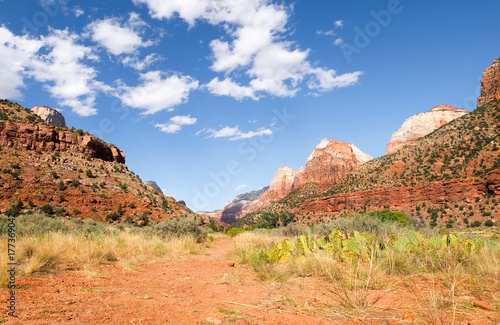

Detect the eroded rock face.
xmin=477 ymin=58 xmax=500 ymax=107
xmin=32 ymin=106 xmax=66 ymax=127
xmin=348 ymin=143 xmax=373 ymax=165
xmin=297 ymin=171 xmax=497 ymax=214
xmin=0 ymin=121 xmax=125 ymax=163
xmin=385 ymin=105 xmax=468 ymax=155
xmin=257 ymin=165 xmax=296 ymax=204
xmin=146 ymin=181 xmax=163 ymax=194
xmin=220 ymin=187 xmax=269 ymax=224
xmin=292 ymin=167 xmax=305 ymax=191
xmin=303 ymin=139 xmax=359 ymax=189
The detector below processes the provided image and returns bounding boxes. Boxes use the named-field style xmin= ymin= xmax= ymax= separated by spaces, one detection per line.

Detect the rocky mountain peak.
xmin=348 ymin=143 xmax=373 ymax=165
xmin=145 ymin=181 xmax=163 ymax=194
xmin=303 ymin=139 xmax=359 ymax=189
xmin=385 ymin=105 xmax=468 ymax=155
xmin=477 ymin=58 xmax=500 ymax=107
xmin=32 ymin=105 xmax=66 ymax=127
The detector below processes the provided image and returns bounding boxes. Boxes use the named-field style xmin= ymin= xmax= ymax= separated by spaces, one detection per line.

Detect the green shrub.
xmin=40 ymin=204 xmax=54 ymax=216
xmin=58 ymin=181 xmax=67 ymax=191
xmin=471 ymin=221 xmax=482 ymax=227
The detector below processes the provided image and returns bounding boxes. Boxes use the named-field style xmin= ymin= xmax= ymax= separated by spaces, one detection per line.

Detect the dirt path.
xmin=0 ymin=238 xmax=497 ymax=324
xmin=0 ymin=238 xmax=337 ymax=324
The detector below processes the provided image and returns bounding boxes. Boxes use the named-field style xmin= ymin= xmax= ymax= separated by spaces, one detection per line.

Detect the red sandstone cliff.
xmin=477 ymin=58 xmax=500 ymax=107
xmin=302 ymin=139 xmax=359 ymax=189
xmin=0 ymin=120 xmax=125 ymax=163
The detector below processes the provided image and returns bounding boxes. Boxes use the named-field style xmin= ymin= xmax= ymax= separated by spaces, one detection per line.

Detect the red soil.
xmin=0 ymin=238 xmax=497 ymax=324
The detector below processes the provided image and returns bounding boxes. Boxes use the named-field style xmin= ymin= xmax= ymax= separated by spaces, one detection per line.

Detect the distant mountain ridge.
xmin=238 ymin=57 xmax=500 ymax=228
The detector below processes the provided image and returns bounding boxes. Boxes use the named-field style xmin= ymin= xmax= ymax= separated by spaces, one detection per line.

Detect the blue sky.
xmin=1 ymin=0 xmax=499 ymax=212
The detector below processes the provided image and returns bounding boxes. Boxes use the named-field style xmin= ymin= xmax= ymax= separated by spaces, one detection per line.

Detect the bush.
xmin=40 ymin=204 xmax=54 ymax=216
xmin=226 ymin=227 xmax=246 ymax=237
xmin=367 ymin=209 xmax=415 ymax=227
xmin=485 ymin=220 xmax=494 ymax=227
xmin=471 ymin=220 xmax=482 ymax=227
xmin=152 ymin=219 xmax=205 ymax=238
xmin=5 ymin=200 xmax=23 ymax=217
xmin=58 ymin=181 xmax=67 ymax=191
xmin=105 ymin=212 xmax=120 ymax=223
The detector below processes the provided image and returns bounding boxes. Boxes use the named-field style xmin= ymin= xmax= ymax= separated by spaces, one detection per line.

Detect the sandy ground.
xmin=0 ymin=238 xmax=497 ymax=324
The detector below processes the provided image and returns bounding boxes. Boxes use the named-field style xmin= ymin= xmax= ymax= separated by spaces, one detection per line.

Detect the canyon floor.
xmin=0 ymin=237 xmax=498 ymax=325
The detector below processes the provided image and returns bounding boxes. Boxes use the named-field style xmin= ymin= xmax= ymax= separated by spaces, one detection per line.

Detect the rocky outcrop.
xmin=255 ymin=166 xmax=296 ymax=207
xmin=303 ymin=139 xmax=359 ymax=189
xmin=0 ymin=120 xmax=125 ymax=163
xmin=385 ymin=105 xmax=468 ymax=155
xmin=146 ymin=181 xmax=163 ymax=194
xmin=297 ymin=170 xmax=497 ymax=214
xmin=292 ymin=167 xmax=305 ymax=191
xmin=32 ymin=106 xmax=66 ymax=127
xmin=220 ymin=187 xmax=269 ymax=224
xmin=477 ymin=58 xmax=500 ymax=107
xmin=348 ymin=143 xmax=373 ymax=164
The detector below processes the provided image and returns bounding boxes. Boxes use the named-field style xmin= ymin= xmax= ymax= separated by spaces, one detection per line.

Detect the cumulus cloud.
xmin=0 ymin=26 xmax=106 ymax=116
xmin=29 ymin=28 xmax=101 ymax=116
xmin=132 ymin=0 xmax=361 ymax=99
xmin=308 ymin=68 xmax=362 ymax=91
xmin=235 ymin=184 xmax=248 ymax=191
xmin=121 ymin=53 xmax=160 ymax=71
xmin=117 ymin=71 xmax=199 ymax=114
xmin=155 ymin=114 xmax=197 ymax=134
xmin=205 ymin=77 xmax=257 ymax=100
xmin=334 ymin=20 xmax=344 ymax=28
xmin=87 ymin=13 xmax=152 ymax=56
xmin=0 ymin=26 xmax=43 ymax=99
xmin=201 ymin=125 xmax=273 ymax=141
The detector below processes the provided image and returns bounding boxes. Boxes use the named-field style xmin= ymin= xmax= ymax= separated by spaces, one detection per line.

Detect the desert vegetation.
xmin=0 ymin=212 xmax=209 ymax=288
xmin=228 ymin=212 xmax=499 ymax=322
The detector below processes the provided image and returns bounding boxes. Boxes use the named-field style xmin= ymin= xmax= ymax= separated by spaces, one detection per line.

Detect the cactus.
xmin=407 ymin=230 xmax=419 ymax=245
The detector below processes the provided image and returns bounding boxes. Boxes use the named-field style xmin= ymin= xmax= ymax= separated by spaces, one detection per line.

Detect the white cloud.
xmin=333 ymin=37 xmax=344 ymax=47
xmin=316 ymin=30 xmax=336 ymax=36
xmin=202 ymin=125 xmax=273 ymax=141
xmin=235 ymin=184 xmax=248 ymax=191
xmin=155 ymin=114 xmax=197 ymax=134
xmin=86 ymin=13 xmax=152 ymax=56
xmin=133 ymin=0 xmax=361 ymax=100
xmin=121 ymin=53 xmax=160 ymax=70
xmin=117 ymin=71 xmax=199 ymax=114
xmin=73 ymin=6 xmax=84 ymax=17
xmin=334 ymin=20 xmax=344 ymax=28
xmin=205 ymin=77 xmax=257 ymax=100
xmin=0 ymin=26 xmax=43 ymax=99
xmin=308 ymin=68 xmax=362 ymax=91
xmin=29 ymin=28 xmax=101 ymax=116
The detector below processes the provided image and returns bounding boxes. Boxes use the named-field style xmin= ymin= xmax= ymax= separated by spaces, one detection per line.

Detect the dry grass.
xmin=232 ymin=228 xmax=500 ymax=321
xmin=0 ymin=231 xmax=200 ymax=287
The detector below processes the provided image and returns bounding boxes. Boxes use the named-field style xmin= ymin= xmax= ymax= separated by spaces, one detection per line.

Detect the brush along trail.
xmin=0 ymin=236 xmax=497 ymax=324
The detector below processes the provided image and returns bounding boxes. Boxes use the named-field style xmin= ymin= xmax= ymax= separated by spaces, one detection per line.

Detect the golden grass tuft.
xmin=0 ymin=230 xmax=201 ymax=286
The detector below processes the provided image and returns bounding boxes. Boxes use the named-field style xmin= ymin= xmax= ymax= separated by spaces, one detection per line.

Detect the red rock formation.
xmin=297 ymin=171 xmax=497 ymax=214
xmin=477 ymin=58 xmax=500 ymax=107
xmin=292 ymin=167 xmax=305 ymax=191
xmin=302 ymin=139 xmax=358 ymax=189
xmin=385 ymin=105 xmax=468 ymax=155
xmin=257 ymin=165 xmax=296 ymax=206
xmin=0 ymin=121 xmax=125 ymax=163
